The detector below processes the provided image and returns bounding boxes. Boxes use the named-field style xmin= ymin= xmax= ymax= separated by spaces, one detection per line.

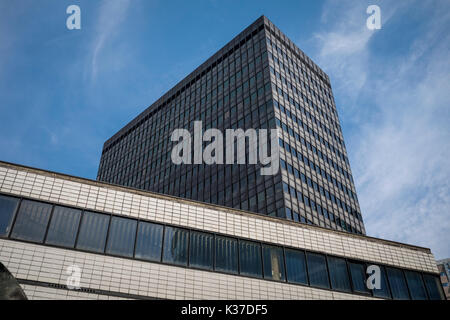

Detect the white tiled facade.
xmin=0 ymin=162 xmax=439 ymax=300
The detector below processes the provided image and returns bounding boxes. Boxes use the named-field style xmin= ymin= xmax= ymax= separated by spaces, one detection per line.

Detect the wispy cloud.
xmin=312 ymin=1 xmax=401 ymax=113
xmin=90 ymin=0 xmax=132 ymax=83
xmin=311 ymin=0 xmax=450 ymax=259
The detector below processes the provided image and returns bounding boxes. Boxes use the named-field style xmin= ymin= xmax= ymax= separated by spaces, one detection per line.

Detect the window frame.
xmin=44 ymin=205 xmax=82 ymax=248
xmin=0 ymin=194 xmax=20 ymax=238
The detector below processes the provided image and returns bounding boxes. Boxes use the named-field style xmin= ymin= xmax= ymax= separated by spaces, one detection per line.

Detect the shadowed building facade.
xmin=97 ymin=16 xmax=365 ymax=235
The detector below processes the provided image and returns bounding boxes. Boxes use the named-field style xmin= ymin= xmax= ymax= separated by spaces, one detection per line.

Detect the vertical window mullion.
xmin=103 ymin=214 xmax=113 ymax=254
xmin=42 ymin=205 xmax=55 ymax=244
xmin=73 ymin=210 xmax=84 ymax=249
xmin=0 ymin=195 xmax=21 ymax=238
xmin=133 ymin=219 xmax=140 ymax=258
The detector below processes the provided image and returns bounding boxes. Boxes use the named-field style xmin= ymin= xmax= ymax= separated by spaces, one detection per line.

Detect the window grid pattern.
xmin=96 ymin=17 xmax=364 ymax=235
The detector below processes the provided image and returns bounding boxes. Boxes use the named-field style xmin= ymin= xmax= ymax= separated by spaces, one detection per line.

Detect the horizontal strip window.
xmin=278 ymin=137 xmax=360 ymax=220
xmin=265 ymin=27 xmax=330 ymax=87
xmin=280 ymin=173 xmax=360 ymax=234
xmin=276 ymin=110 xmax=350 ymax=185
xmin=269 ymin=55 xmax=340 ymax=140
xmin=274 ymin=99 xmax=349 ymax=172
xmin=0 ymin=192 xmax=445 ymax=300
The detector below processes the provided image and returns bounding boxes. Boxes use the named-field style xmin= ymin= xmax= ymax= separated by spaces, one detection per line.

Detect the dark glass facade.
xmin=97 ymin=16 xmax=365 ymax=234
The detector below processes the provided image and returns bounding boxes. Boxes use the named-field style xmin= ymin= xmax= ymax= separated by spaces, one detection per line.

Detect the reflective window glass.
xmin=404 ymin=270 xmax=427 ymax=300
xmin=76 ymin=211 xmax=110 ymax=253
xmin=239 ymin=240 xmax=262 ymax=278
xmin=106 ymin=216 xmax=137 ymax=257
xmin=285 ymin=248 xmax=308 ymax=285
xmin=372 ymin=265 xmax=391 ymax=299
xmin=348 ymin=262 xmax=370 ymax=294
xmin=386 ymin=267 xmax=410 ymax=300
xmin=306 ymin=252 xmax=329 ymax=289
xmin=423 ymin=274 xmax=445 ymax=300
xmin=328 ymin=256 xmax=351 ymax=292
xmin=0 ymin=195 xmax=19 ymax=236
xmin=189 ymin=231 xmax=213 ymax=270
xmin=45 ymin=206 xmax=81 ymax=248
xmin=215 ymin=236 xmax=238 ymax=274
xmin=262 ymin=245 xmax=285 ymax=281
xmin=10 ymin=200 xmax=52 ymax=243
xmin=162 ymin=226 xmax=189 ymax=266
xmin=135 ymin=221 xmax=163 ymax=262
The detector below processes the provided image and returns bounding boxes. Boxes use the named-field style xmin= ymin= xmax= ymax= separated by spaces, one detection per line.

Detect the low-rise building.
xmin=0 ymin=161 xmax=445 ymax=300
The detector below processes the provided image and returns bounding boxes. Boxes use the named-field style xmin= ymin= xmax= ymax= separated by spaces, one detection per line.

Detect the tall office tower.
xmin=436 ymin=259 xmax=450 ymax=299
xmin=97 ymin=16 xmax=365 ymax=235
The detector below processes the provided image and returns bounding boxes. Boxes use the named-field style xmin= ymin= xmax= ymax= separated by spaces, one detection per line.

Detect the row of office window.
xmin=264 ymin=27 xmax=331 ymax=98
xmin=276 ymin=114 xmax=356 ymax=205
xmin=273 ymin=96 xmax=350 ymax=185
xmin=267 ymin=43 xmax=339 ymax=130
xmin=281 ymin=180 xmax=359 ymax=234
xmin=280 ymin=153 xmax=360 ymax=225
xmin=268 ymin=51 xmax=340 ymax=138
xmin=274 ymin=95 xmax=350 ymax=176
xmin=0 ymin=193 xmax=444 ymax=300
xmin=269 ymin=68 xmax=344 ymax=150
xmin=279 ymin=138 xmax=362 ymax=222
xmin=100 ymin=53 xmax=269 ymax=172
xmin=99 ymin=50 xmax=272 ymax=189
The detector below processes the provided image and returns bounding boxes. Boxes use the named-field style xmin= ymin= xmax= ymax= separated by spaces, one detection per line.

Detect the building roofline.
xmin=102 ymin=15 xmax=267 ymax=150
xmin=0 ymin=159 xmax=433 ymax=255
xmin=100 ymin=15 xmax=330 ymax=154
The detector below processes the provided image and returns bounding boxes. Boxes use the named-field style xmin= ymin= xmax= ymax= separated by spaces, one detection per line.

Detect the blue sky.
xmin=0 ymin=0 xmax=449 ymax=259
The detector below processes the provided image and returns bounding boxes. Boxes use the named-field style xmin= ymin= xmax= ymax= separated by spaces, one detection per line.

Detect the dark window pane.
xmin=386 ymin=267 xmax=410 ymax=300
xmin=328 ymin=256 xmax=351 ymax=292
xmin=423 ymin=274 xmax=445 ymax=300
xmin=45 ymin=206 xmax=81 ymax=248
xmin=0 ymin=195 xmax=19 ymax=236
xmin=215 ymin=235 xmax=238 ymax=274
xmin=372 ymin=265 xmax=391 ymax=299
xmin=404 ymin=270 xmax=427 ymax=300
xmin=10 ymin=200 xmax=52 ymax=243
xmin=135 ymin=221 xmax=163 ymax=262
xmin=162 ymin=226 xmax=188 ymax=266
xmin=306 ymin=252 xmax=330 ymax=289
xmin=285 ymin=248 xmax=308 ymax=285
xmin=106 ymin=216 xmax=137 ymax=257
xmin=262 ymin=245 xmax=285 ymax=281
xmin=76 ymin=211 xmax=110 ymax=253
xmin=239 ymin=240 xmax=262 ymax=278
xmin=348 ymin=262 xmax=370 ymax=294
xmin=189 ymin=231 xmax=213 ymax=270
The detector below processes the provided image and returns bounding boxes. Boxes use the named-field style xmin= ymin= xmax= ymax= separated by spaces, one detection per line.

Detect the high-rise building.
xmin=436 ymin=258 xmax=450 ymax=299
xmin=97 ymin=16 xmax=365 ymax=235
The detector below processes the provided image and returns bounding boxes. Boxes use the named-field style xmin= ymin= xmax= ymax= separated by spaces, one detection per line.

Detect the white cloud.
xmin=312 ymin=0 xmax=450 ymax=259
xmin=90 ymin=0 xmax=132 ymax=83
